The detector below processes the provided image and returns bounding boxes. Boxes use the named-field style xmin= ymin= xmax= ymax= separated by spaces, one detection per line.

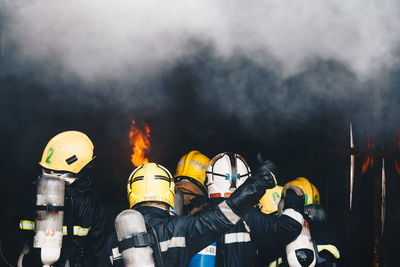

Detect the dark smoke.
xmin=1 ymin=1 xmax=400 ymax=266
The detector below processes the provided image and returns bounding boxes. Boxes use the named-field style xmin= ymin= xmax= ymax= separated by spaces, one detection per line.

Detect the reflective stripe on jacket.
xmin=1 ymin=177 xmax=106 ymax=267
xmin=106 ymin=201 xmax=241 ymax=267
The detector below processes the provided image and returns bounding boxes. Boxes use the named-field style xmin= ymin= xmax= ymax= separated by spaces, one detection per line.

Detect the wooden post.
xmin=350 ymin=123 xmax=354 ymax=211
xmin=372 ymin=84 xmax=384 ymax=267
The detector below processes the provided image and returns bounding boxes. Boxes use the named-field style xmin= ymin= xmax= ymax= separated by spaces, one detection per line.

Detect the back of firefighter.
xmin=255 ymin=185 xmax=284 ymax=267
xmin=105 ymin=156 xmax=281 ymax=267
xmin=173 ymin=150 xmax=211 ymax=216
xmin=268 ymin=177 xmax=342 ymax=267
xmin=0 ymin=131 xmax=106 ymax=267
xmin=173 ymin=150 xmax=217 ymax=267
xmin=203 ymin=152 xmax=305 ymax=267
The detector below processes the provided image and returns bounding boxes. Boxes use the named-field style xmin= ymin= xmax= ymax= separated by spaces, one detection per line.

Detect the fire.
xmin=129 ymin=120 xmax=151 ymax=167
xmin=362 ymin=134 xmax=374 ymax=174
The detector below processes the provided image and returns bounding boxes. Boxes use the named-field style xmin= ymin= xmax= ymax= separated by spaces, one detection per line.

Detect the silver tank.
xmin=115 ymin=209 xmax=155 ymax=267
xmin=33 ymin=174 xmax=65 ymax=267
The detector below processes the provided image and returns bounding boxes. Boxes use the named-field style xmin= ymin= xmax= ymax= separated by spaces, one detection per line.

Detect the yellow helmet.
xmin=310 ymin=183 xmax=320 ymax=205
xmin=259 ymin=185 xmax=283 ymax=214
xmin=284 ymin=177 xmax=320 ymax=205
xmin=127 ymin=163 xmax=175 ymax=208
xmin=39 ymin=131 xmax=95 ymax=174
xmin=174 ymin=150 xmax=210 ymax=194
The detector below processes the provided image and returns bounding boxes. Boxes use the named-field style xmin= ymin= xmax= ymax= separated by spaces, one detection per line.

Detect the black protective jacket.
xmin=106 ymin=200 xmax=243 ymax=267
xmin=0 ymin=177 xmax=106 ymax=267
xmin=197 ymin=198 xmax=303 ymax=267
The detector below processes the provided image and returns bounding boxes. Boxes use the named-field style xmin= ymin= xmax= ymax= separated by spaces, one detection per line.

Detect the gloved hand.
xmin=226 ymin=154 xmax=278 ymax=215
xmin=278 ymin=185 xmax=305 ymax=216
xmin=304 ymin=204 xmax=327 ymax=224
xmin=254 ymin=153 xmax=277 ymax=189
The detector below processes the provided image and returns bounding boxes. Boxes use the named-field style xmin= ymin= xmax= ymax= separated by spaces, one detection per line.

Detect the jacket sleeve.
xmin=184 ymin=200 xmax=241 ymax=257
xmin=243 ymin=208 xmax=303 ymax=247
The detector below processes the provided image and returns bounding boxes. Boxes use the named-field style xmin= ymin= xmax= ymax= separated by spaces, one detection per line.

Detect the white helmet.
xmin=206 ymin=152 xmax=251 ymax=198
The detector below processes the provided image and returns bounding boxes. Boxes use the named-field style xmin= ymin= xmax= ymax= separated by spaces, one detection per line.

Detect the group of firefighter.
xmin=0 ymin=130 xmax=342 ymax=267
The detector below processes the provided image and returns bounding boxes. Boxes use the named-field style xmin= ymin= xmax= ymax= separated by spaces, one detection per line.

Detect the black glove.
xmin=283 ymin=188 xmax=305 ymax=215
xmin=226 ymin=155 xmax=278 ymax=215
xmin=255 ymin=153 xmax=277 ymax=189
xmin=304 ymin=204 xmax=327 ymax=224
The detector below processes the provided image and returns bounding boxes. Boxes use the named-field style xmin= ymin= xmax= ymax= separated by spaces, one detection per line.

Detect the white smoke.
xmin=3 ymin=0 xmax=400 ymax=82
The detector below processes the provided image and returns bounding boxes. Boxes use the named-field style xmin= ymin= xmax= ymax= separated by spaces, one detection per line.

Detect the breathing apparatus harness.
xmin=116 ymin=224 xmax=164 ymax=267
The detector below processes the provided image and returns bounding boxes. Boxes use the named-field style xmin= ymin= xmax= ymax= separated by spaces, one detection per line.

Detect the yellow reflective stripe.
xmin=317 ymin=244 xmax=340 ymax=259
xmin=27 ymin=224 xmax=90 ymax=237
xmin=73 ymin=226 xmax=91 ymax=236
xmin=63 ymin=226 xmax=91 ymax=236
xmin=269 ymin=257 xmax=282 ymax=267
xmin=19 ymin=220 xmax=35 ymax=230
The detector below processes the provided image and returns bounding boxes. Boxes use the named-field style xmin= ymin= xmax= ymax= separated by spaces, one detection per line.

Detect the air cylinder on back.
xmin=115 ymin=209 xmax=155 ymax=267
xmin=286 ymin=220 xmax=316 ymax=267
xmin=33 ymin=174 xmax=65 ymax=267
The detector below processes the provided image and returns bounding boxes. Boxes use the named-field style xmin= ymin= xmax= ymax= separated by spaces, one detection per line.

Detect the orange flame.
xmin=362 ymin=134 xmax=374 ymax=174
xmin=129 ymin=120 xmax=150 ymax=167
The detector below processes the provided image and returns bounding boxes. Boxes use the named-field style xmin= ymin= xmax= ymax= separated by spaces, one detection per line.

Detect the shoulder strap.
xmin=148 ymin=225 xmax=164 ymax=267
xmin=313 ymin=239 xmax=325 ymax=264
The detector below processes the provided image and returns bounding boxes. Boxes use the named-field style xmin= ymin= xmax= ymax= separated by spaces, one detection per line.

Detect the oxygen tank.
xmin=286 ymin=219 xmax=316 ymax=267
xmin=33 ymin=174 xmax=65 ymax=267
xmin=115 ymin=210 xmax=155 ymax=267
xmin=188 ymin=242 xmax=216 ymax=267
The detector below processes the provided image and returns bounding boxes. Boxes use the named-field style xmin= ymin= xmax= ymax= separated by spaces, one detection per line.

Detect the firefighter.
xmin=0 ymin=131 xmax=106 ymax=267
xmin=174 ymin=151 xmax=214 ymax=266
xmin=105 ymin=155 xmax=301 ymax=267
xmin=173 ymin=151 xmax=295 ymax=267
xmin=268 ymin=177 xmax=342 ymax=267
xmin=254 ymin=185 xmax=284 ymax=266
xmin=174 ymin=150 xmax=211 ymax=215
xmin=201 ymin=152 xmax=305 ymax=267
